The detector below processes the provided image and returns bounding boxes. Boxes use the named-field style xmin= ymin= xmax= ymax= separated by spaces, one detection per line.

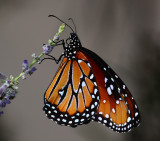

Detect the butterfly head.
xmin=67 ymin=33 xmax=82 ymax=48
xmin=64 ymin=33 xmax=82 ymax=59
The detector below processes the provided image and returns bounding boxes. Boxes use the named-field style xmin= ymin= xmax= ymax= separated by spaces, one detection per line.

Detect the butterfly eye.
xmin=66 ymin=38 xmax=71 ymax=45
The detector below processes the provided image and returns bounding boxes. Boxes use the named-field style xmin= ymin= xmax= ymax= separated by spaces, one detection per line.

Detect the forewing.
xmin=43 ymin=55 xmax=99 ymax=127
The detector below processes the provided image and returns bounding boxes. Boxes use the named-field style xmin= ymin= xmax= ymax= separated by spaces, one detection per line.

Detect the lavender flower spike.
xmin=43 ymin=44 xmax=54 ymax=54
xmin=0 ymin=72 xmax=18 ymax=116
xmin=22 ymin=60 xmax=29 ymax=71
xmin=22 ymin=60 xmax=37 ymax=76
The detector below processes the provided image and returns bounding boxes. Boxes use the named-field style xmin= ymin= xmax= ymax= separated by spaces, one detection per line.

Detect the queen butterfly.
xmin=43 ymin=15 xmax=140 ymax=133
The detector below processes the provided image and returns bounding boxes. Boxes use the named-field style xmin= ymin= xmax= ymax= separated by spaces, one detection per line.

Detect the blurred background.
xmin=0 ymin=0 xmax=160 ymax=141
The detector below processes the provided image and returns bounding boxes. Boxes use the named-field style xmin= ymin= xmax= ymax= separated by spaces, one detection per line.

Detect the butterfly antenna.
xmin=68 ymin=18 xmax=77 ymax=33
xmin=48 ymin=15 xmax=74 ymax=33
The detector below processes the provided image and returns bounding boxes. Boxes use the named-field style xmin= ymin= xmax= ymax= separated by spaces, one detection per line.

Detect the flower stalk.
xmin=0 ymin=23 xmax=66 ymax=116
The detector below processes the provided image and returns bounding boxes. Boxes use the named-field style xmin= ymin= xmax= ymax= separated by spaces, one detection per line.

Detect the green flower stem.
xmin=13 ymin=23 xmax=66 ymax=84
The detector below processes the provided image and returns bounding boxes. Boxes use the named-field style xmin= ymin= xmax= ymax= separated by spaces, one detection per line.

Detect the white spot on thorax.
xmin=103 ymin=100 xmax=106 ymax=103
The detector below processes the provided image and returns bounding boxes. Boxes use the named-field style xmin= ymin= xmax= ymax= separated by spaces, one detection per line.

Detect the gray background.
xmin=0 ymin=0 xmax=160 ymax=141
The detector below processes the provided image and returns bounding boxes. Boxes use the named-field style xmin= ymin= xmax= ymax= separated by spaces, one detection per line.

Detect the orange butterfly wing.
xmin=43 ymin=53 xmax=99 ymax=127
xmin=81 ymin=47 xmax=140 ymax=133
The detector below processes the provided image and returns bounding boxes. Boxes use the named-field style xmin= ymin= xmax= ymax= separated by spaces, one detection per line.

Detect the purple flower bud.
xmin=22 ymin=60 xmax=29 ymax=71
xmin=43 ymin=44 xmax=54 ymax=54
xmin=0 ymin=86 xmax=5 ymax=97
xmin=55 ymin=35 xmax=59 ymax=40
xmin=0 ymin=111 xmax=3 ymax=116
xmin=5 ymin=96 xmax=11 ymax=104
xmin=0 ymin=80 xmax=10 ymax=98
xmin=0 ymin=100 xmax=7 ymax=107
xmin=28 ymin=67 xmax=37 ymax=75
xmin=31 ymin=67 xmax=37 ymax=72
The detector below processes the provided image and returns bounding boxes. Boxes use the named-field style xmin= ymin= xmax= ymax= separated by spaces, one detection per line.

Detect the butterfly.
xmin=43 ymin=15 xmax=140 ymax=133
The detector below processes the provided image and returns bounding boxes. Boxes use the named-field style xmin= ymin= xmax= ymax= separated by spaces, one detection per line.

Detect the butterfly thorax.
xmin=64 ymin=33 xmax=82 ymax=59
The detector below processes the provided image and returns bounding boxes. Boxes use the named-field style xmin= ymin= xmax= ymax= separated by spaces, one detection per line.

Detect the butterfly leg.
xmin=40 ymin=53 xmax=64 ymax=64
xmin=50 ymin=40 xmax=65 ymax=46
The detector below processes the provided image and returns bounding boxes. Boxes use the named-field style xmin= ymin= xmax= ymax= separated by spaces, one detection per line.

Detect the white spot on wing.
xmin=82 ymin=81 xmax=86 ymax=87
xmin=75 ymin=119 xmax=79 ymax=123
xmin=98 ymin=117 xmax=102 ymax=121
xmin=59 ymin=90 xmax=64 ymax=96
xmin=111 ymin=78 xmax=114 ymax=82
xmin=78 ymin=60 xmax=82 ymax=63
xmin=127 ymin=117 xmax=131 ymax=123
xmin=105 ymin=77 xmax=108 ymax=83
xmin=118 ymin=88 xmax=121 ymax=93
xmin=90 ymin=74 xmax=94 ymax=79
xmin=105 ymin=114 xmax=109 ymax=118
xmin=94 ymin=88 xmax=98 ymax=94
xmin=112 ymin=108 xmax=115 ymax=113
xmin=116 ymin=100 xmax=119 ymax=104
xmin=91 ymin=105 xmax=95 ymax=109
xmin=135 ymin=112 xmax=138 ymax=117
xmin=87 ymin=63 xmax=91 ymax=67
xmin=110 ymin=84 xmax=114 ymax=90
xmin=107 ymin=87 xmax=112 ymax=95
